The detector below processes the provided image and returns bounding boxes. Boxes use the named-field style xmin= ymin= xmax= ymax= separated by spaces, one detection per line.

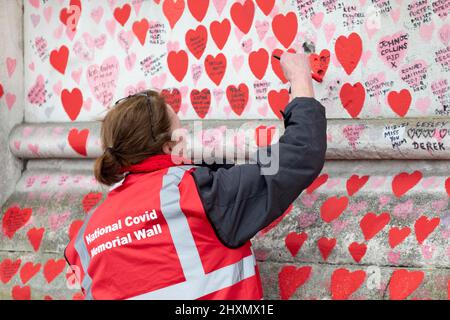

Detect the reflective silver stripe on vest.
xmin=158 ymin=166 xmax=205 ymax=279
xmin=74 ymin=208 xmax=96 ymax=300
xmin=127 ymin=166 xmax=257 ymax=300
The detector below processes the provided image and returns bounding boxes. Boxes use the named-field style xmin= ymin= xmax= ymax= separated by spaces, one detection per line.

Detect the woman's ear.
xmin=162 ymin=141 xmax=174 ymax=155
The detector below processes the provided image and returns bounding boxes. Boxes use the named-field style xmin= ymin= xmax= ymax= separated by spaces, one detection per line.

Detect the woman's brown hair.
xmin=94 ymin=89 xmax=172 ymax=186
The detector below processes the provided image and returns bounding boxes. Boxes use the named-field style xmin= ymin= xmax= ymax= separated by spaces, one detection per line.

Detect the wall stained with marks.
xmin=0 ymin=0 xmax=449 ymax=300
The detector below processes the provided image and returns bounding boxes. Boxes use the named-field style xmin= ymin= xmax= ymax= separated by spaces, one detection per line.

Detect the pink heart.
xmin=191 ymin=64 xmax=203 ymax=86
xmin=232 ymin=55 xmax=244 ymax=72
xmin=5 ymin=93 xmax=16 ymax=110
xmin=255 ymin=20 xmax=269 ymax=40
xmin=388 ymin=251 xmax=401 ymax=264
xmin=241 ymin=38 xmax=253 ymax=54
xmin=43 ymin=6 xmax=53 ymax=23
xmin=29 ymin=62 xmax=35 ymax=71
xmin=213 ymin=88 xmax=224 ymax=105
xmin=390 ymin=8 xmax=401 ymax=23
xmin=49 ymin=212 xmax=72 ymax=231
xmin=71 ymin=68 xmax=83 ymax=84
xmin=234 ymin=28 xmax=244 ymax=43
xmin=82 ymin=98 xmax=92 ymax=111
xmin=300 ymin=193 xmax=318 ymax=208
xmin=30 ymin=14 xmax=40 ymax=27
xmin=91 ymin=6 xmax=104 ymax=24
xmin=421 ymin=177 xmax=437 ymax=189
xmin=212 ymin=0 xmax=227 ymax=16
xmin=22 ymin=127 xmax=34 ymax=138
xmin=87 ymin=56 xmax=120 ymax=107
xmin=377 ymin=31 xmax=408 ymax=68
xmin=53 ymin=81 xmax=62 ymax=96
xmin=311 ymin=12 xmax=324 ymax=29
xmin=365 ymin=17 xmax=380 ymax=39
xmin=323 ymin=23 xmax=336 ymax=43
xmin=438 ymin=23 xmax=450 ymax=46
xmin=415 ymin=97 xmax=431 ymax=114
xmin=392 ymin=199 xmax=414 ymax=219
xmin=370 ymin=176 xmax=386 ymax=188
xmin=419 ymin=22 xmax=434 ymax=41
xmin=166 ymin=41 xmax=179 ymax=52
xmin=28 ymin=143 xmax=39 ymax=155
xmin=133 ymin=0 xmax=144 ymax=15
xmin=105 ymin=18 xmax=116 ymax=37
xmin=125 ymin=53 xmax=136 ymax=71
xmin=13 ymin=140 xmax=21 ymax=150
xmin=179 ymin=86 xmax=189 ymax=97
xmin=151 ymin=73 xmax=167 ymax=90
xmin=421 ymin=245 xmax=435 ymax=259
xmin=331 ymin=220 xmax=349 ymax=234
xmin=53 ymin=25 xmax=63 ymax=39
xmin=257 ymin=103 xmax=268 ymax=117
xmin=297 ymin=212 xmax=317 ymax=228
xmin=264 ymin=36 xmax=277 ymax=52
xmin=29 ymin=0 xmax=40 ymax=8
xmin=118 ymin=30 xmax=135 ymax=50
xmin=27 ymin=75 xmax=46 ymax=104
xmin=325 ymin=178 xmax=340 ymax=189
xmin=378 ymin=195 xmax=391 ymax=209
xmin=361 ymin=50 xmax=372 ymax=66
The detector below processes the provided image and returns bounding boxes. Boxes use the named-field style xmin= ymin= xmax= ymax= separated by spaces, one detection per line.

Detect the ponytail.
xmin=94 ymin=148 xmax=125 ymax=186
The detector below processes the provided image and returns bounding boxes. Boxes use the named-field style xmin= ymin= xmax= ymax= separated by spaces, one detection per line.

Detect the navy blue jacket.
xmin=192 ymin=97 xmax=327 ymax=248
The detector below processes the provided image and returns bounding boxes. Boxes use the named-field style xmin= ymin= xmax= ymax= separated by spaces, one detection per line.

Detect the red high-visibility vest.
xmin=65 ymin=156 xmax=263 ymax=300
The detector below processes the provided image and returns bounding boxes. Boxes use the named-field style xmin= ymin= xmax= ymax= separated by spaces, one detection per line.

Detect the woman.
xmin=65 ymin=52 xmax=327 ymax=300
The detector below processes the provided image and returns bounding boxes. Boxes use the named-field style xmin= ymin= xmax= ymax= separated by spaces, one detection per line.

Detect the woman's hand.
xmin=280 ymin=52 xmax=315 ymax=99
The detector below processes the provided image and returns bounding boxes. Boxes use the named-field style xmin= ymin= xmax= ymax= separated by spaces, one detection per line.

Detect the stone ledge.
xmin=8 ymin=118 xmax=450 ymax=160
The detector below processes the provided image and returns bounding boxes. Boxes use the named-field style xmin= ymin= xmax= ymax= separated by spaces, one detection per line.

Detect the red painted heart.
xmin=20 ymin=262 xmax=41 ymax=284
xmin=268 ymin=89 xmax=290 ymax=119
xmin=26 ymin=227 xmax=45 ymax=252
xmin=249 ymin=48 xmax=269 ymax=80
xmin=230 ymin=0 xmax=255 ymax=34
xmin=285 ymin=232 xmax=308 ymax=257
xmin=2 ymin=206 xmax=32 ymax=239
xmin=331 ymin=268 xmax=366 ymax=300
xmin=348 ymin=242 xmax=367 ymax=263
xmin=68 ymin=219 xmax=84 ymax=241
xmin=278 ymin=265 xmax=312 ymax=300
xmin=387 ymin=89 xmax=412 ymax=117
xmin=414 ymin=216 xmax=440 ymax=244
xmin=50 ymin=45 xmax=69 ymax=75
xmin=320 ymin=196 xmax=349 ymax=223
xmin=359 ymin=212 xmax=391 ymax=241
xmin=163 ymin=0 xmax=185 ymax=29
xmin=43 ymin=259 xmax=66 ymax=284
xmin=317 ymin=237 xmax=336 ymax=261
xmin=335 ymin=32 xmax=362 ymax=75
xmin=226 ymin=84 xmax=249 ymax=116
xmin=113 ymin=4 xmax=131 ymax=26
xmin=204 ymin=53 xmax=227 ymax=85
xmin=168 ymin=50 xmax=189 ymax=82
xmin=61 ymin=88 xmax=83 ymax=121
xmin=0 ymin=259 xmax=21 ymax=284
xmin=185 ymin=25 xmax=208 ymax=60
xmin=190 ymin=88 xmax=211 ymax=119
xmin=161 ymin=88 xmax=182 ymax=113
xmin=388 ymin=227 xmax=411 ymax=248
xmin=132 ymin=18 xmax=149 ymax=45
xmin=346 ymin=174 xmax=369 ymax=196
xmin=187 ymin=0 xmax=209 ymax=22
xmin=309 ymin=49 xmax=330 ymax=82
xmin=391 ymin=171 xmax=422 ymax=197
xmin=272 ymin=12 xmax=298 ymax=49
xmin=388 ymin=269 xmax=424 ymax=300
xmin=210 ymin=19 xmax=231 ymax=50
xmin=255 ymin=0 xmax=275 ymax=16
xmin=68 ymin=128 xmax=89 ymax=156
xmin=339 ymin=82 xmax=365 ymax=118
xmin=11 ymin=285 xmax=31 ymax=300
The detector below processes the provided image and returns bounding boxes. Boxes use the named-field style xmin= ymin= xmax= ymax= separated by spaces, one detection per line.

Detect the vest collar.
xmin=121 ymin=154 xmax=192 ymax=174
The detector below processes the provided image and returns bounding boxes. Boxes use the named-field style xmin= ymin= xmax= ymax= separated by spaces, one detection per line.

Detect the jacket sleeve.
xmin=191 ymin=97 xmax=327 ymax=248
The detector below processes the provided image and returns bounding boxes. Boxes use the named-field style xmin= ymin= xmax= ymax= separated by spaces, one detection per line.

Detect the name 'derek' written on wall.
xmin=85 ymin=209 xmax=163 ymax=258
